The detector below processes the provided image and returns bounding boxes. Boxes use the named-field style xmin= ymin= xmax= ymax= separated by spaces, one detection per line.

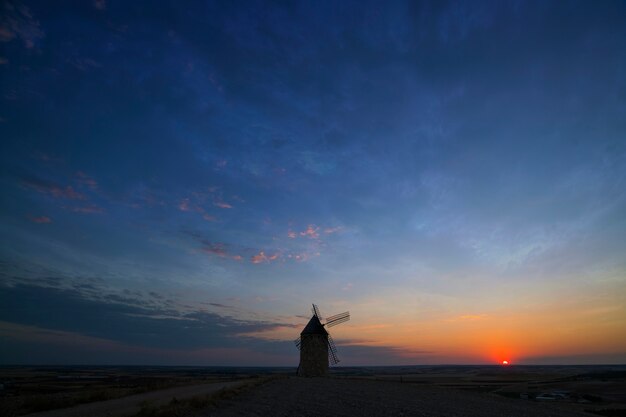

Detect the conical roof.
xmin=300 ymin=314 xmax=328 ymax=335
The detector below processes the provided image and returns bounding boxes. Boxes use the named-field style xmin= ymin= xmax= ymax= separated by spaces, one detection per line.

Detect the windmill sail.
xmin=311 ymin=303 xmax=322 ymax=321
xmin=327 ymin=334 xmax=340 ymax=364
xmin=326 ymin=311 xmax=350 ymax=327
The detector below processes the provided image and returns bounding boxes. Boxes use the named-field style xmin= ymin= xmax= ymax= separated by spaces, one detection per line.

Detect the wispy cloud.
xmin=69 ymin=58 xmax=102 ymax=71
xmin=300 ymin=224 xmax=319 ymax=239
xmin=251 ymin=251 xmax=280 ymax=264
xmin=288 ymin=224 xmax=342 ymax=240
xmin=69 ymin=205 xmax=105 ymax=214
xmin=22 ymin=177 xmax=85 ymax=200
xmin=93 ymin=0 xmax=106 ymax=11
xmin=0 ymin=1 xmax=44 ymax=49
xmin=287 ymin=251 xmax=319 ymax=262
xmin=178 ymin=196 xmax=218 ymax=221
xmin=447 ymin=314 xmax=489 ymax=322
xmin=214 ymin=200 xmax=233 ymax=209
xmin=178 ymin=198 xmax=191 ymax=211
xmin=75 ymin=171 xmax=98 ymax=190
xmin=201 ymin=242 xmax=228 ymax=258
xmin=28 ymin=215 xmax=52 ymax=223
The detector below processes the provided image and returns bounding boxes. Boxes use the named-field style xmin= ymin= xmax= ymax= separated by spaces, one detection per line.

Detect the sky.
xmin=1 ymin=0 xmax=625 ymax=366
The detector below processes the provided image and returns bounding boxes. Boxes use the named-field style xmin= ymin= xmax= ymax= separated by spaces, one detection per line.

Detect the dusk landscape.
xmin=1 ymin=1 xmax=625 ymax=416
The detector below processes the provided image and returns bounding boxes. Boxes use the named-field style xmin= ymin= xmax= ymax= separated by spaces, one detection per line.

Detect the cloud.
xmin=288 ymin=224 xmax=340 ymax=240
xmin=0 ymin=283 xmax=296 ymax=352
xmin=214 ymin=200 xmax=233 ymax=209
xmin=201 ymin=242 xmax=228 ymax=258
xmin=69 ymin=205 xmax=104 ymax=214
xmin=288 ymin=251 xmax=320 ymax=262
xmin=446 ymin=314 xmax=488 ymax=322
xmin=69 ymin=58 xmax=102 ymax=71
xmin=178 ymin=194 xmax=220 ymax=221
xmin=28 ymin=215 xmax=52 ymax=223
xmin=300 ymin=224 xmax=320 ymax=239
xmin=251 ymin=251 xmax=266 ymax=264
xmin=198 ymin=240 xmax=242 ymax=261
xmin=207 ymin=302 xmax=234 ymax=309
xmin=93 ymin=0 xmax=106 ymax=11
xmin=178 ymin=198 xmax=191 ymax=211
xmin=75 ymin=171 xmax=98 ymax=189
xmin=251 ymin=251 xmax=280 ymax=264
xmin=0 ymin=1 xmax=44 ymax=48
xmin=22 ymin=177 xmax=85 ymax=200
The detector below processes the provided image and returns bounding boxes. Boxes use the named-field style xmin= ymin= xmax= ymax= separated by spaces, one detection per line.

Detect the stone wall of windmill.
xmin=297 ymin=332 xmax=329 ymax=377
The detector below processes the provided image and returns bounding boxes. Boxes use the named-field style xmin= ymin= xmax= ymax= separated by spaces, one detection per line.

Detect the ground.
xmin=202 ymin=376 xmax=591 ymax=417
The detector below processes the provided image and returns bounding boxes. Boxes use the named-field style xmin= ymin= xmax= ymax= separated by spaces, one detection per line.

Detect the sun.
xmin=502 ymin=360 xmax=509 ymax=365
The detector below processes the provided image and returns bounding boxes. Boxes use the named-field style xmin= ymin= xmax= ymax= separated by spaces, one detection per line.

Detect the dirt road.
xmin=23 ymin=380 xmax=247 ymax=417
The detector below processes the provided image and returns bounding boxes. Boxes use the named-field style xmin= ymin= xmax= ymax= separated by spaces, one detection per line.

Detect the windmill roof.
xmin=301 ymin=315 xmax=328 ymax=335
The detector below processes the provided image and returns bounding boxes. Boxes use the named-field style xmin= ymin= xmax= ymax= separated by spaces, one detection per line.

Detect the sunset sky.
xmin=1 ymin=0 xmax=625 ymax=366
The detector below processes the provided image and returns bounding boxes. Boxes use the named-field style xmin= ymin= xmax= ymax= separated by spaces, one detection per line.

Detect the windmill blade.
xmin=327 ymin=334 xmax=340 ymax=365
xmin=311 ymin=303 xmax=323 ymax=321
xmin=326 ymin=311 xmax=350 ymax=327
xmin=294 ymin=337 xmax=301 ymax=350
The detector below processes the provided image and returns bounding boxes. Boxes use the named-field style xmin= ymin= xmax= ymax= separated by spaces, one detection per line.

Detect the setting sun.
xmin=502 ymin=360 xmax=509 ymax=365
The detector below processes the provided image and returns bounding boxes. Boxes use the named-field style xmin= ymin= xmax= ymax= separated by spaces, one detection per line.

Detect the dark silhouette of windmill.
xmin=294 ymin=303 xmax=350 ymax=376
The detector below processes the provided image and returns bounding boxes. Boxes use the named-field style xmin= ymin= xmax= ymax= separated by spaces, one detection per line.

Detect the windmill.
xmin=294 ymin=303 xmax=350 ymax=377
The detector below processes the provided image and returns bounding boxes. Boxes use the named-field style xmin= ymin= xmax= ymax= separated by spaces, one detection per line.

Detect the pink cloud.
xmin=287 ymin=230 xmax=297 ymax=239
xmin=23 ymin=179 xmax=85 ymax=200
xmin=251 ymin=251 xmax=280 ymax=264
xmin=70 ymin=205 xmax=104 ymax=214
xmin=251 ymin=251 xmax=267 ymax=264
xmin=289 ymin=251 xmax=320 ymax=262
xmin=202 ymin=213 xmax=217 ymax=222
xmin=75 ymin=171 xmax=98 ymax=189
xmin=179 ymin=196 xmax=219 ymax=221
xmin=178 ymin=198 xmax=191 ymax=211
xmin=202 ymin=242 xmax=228 ymax=258
xmin=0 ymin=2 xmax=44 ymax=49
xmin=29 ymin=215 xmax=51 ymax=223
xmin=300 ymin=224 xmax=320 ymax=239
xmin=324 ymin=226 xmax=342 ymax=234
xmin=214 ymin=200 xmax=233 ymax=209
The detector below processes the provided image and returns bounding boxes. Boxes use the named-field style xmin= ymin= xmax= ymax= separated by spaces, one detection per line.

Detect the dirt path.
xmin=202 ymin=377 xmax=592 ymax=417
xmin=23 ymin=380 xmax=248 ymax=417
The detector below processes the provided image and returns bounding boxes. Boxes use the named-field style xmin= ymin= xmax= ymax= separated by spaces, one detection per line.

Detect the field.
xmin=1 ymin=365 xmax=625 ymax=416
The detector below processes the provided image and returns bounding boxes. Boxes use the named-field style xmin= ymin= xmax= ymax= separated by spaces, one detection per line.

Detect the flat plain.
xmin=1 ymin=365 xmax=625 ymax=417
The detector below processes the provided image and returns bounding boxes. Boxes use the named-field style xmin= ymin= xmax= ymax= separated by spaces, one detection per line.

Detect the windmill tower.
xmin=294 ymin=303 xmax=350 ymax=377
